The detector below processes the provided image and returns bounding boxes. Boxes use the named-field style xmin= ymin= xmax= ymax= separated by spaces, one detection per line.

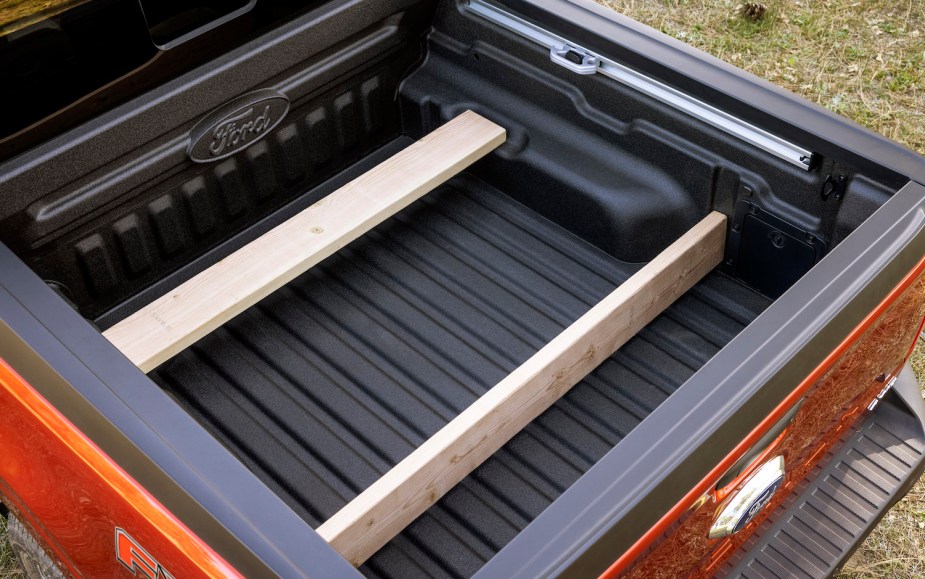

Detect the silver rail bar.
xmin=466 ymin=0 xmax=813 ymax=170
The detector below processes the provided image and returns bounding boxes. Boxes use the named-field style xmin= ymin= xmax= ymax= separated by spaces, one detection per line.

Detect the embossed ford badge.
xmin=188 ymin=89 xmax=289 ymax=163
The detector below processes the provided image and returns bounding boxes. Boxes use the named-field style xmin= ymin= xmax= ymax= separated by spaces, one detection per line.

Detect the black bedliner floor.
xmin=151 ymin=174 xmax=771 ymax=578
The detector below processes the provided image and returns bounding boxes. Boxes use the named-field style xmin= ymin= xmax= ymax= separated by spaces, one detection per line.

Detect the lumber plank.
xmin=316 ymin=211 xmax=728 ymax=566
xmin=103 ymin=111 xmax=506 ymax=373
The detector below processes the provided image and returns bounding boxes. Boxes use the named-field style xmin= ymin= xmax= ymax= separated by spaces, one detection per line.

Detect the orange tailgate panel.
xmin=0 ymin=359 xmax=241 ymax=578
xmin=608 ymin=258 xmax=925 ymax=578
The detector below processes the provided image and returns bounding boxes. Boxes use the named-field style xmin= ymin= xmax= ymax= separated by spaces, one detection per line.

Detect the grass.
xmin=600 ymin=0 xmax=925 ymax=152
xmin=0 ymin=516 xmax=18 ymax=578
xmin=1 ymin=1 xmax=923 ymax=577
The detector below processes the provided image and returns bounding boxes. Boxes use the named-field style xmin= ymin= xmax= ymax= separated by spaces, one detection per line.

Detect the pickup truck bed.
xmin=151 ymin=172 xmax=768 ymax=576
xmin=3 ymin=0 xmax=925 ymax=577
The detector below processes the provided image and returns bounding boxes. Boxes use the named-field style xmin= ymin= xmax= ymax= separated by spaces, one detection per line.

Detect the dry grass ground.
xmin=600 ymin=0 xmax=925 ymax=152
xmin=0 ymin=1 xmax=923 ymax=577
xmin=0 ymin=516 xmax=18 ymax=578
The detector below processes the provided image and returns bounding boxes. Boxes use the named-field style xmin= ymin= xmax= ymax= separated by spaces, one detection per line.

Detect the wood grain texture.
xmin=103 ymin=111 xmax=506 ymax=373
xmin=316 ymin=211 xmax=728 ymax=566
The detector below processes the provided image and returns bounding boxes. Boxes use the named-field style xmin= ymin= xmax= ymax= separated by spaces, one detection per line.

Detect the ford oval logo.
xmin=708 ymin=455 xmax=785 ymax=539
xmin=188 ymin=89 xmax=289 ymax=163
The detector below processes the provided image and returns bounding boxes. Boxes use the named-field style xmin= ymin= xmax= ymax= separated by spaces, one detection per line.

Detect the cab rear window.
xmin=0 ymin=0 xmax=326 ymax=161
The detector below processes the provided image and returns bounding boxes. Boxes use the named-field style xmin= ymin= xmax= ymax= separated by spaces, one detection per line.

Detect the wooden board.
xmin=103 ymin=111 xmax=506 ymax=373
xmin=316 ymin=211 xmax=728 ymax=566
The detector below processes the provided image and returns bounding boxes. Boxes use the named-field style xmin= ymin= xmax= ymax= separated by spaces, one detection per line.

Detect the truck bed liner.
xmin=151 ymin=175 xmax=771 ymax=576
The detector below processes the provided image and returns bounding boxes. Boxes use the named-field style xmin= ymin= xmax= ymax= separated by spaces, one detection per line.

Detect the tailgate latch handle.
xmin=550 ymin=44 xmax=599 ymax=75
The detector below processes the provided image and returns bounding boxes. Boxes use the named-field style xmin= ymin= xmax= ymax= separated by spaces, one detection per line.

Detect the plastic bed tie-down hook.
xmin=550 ymin=44 xmax=599 ymax=75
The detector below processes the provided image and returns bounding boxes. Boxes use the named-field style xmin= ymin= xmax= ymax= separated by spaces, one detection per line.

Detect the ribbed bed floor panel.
xmin=151 ymin=174 xmax=771 ymax=577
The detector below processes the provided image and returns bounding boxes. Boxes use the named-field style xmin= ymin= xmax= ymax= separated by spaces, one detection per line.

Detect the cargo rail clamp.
xmin=104 ymin=110 xmax=726 ymax=566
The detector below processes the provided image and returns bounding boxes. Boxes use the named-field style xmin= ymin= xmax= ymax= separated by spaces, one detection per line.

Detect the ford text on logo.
xmin=188 ymin=89 xmax=289 ymax=163
xmin=115 ymin=528 xmax=175 ymax=579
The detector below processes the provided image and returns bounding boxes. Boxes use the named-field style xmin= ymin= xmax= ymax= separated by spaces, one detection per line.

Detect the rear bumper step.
xmin=720 ymin=364 xmax=925 ymax=578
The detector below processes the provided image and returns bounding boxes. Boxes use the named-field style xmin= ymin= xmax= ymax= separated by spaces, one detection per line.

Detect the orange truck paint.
xmin=603 ymin=254 xmax=925 ymax=578
xmin=0 ymin=358 xmax=241 ymax=578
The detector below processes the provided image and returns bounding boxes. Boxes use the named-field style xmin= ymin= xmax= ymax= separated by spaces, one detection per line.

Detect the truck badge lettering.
xmin=188 ymin=89 xmax=289 ymax=163
xmin=115 ymin=528 xmax=175 ymax=579
xmin=209 ymin=105 xmax=274 ymax=157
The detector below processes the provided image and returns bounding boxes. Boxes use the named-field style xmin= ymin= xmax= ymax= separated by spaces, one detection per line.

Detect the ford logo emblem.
xmin=708 ymin=455 xmax=786 ymax=539
xmin=188 ymin=89 xmax=289 ymax=163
